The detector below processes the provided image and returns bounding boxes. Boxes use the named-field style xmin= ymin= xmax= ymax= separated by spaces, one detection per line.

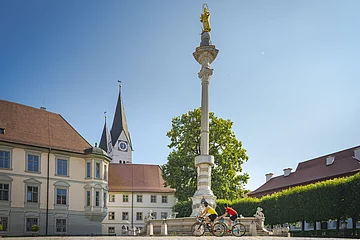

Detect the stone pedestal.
xmin=161 ymin=221 xmax=168 ymax=236
xmin=147 ymin=222 xmax=153 ymax=236
xmin=250 ymin=221 xmax=257 ymax=236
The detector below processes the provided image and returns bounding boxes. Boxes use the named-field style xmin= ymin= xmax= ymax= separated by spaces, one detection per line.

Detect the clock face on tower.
xmin=118 ymin=140 xmax=128 ymax=152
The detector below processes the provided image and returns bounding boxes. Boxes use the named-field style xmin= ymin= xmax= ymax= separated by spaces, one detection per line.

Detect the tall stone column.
xmin=191 ymin=31 xmax=219 ymax=216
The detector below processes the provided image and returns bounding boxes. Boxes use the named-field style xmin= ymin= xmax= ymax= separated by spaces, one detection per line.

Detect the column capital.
xmin=198 ymin=66 xmax=213 ymax=83
xmin=193 ymin=45 xmax=219 ymax=65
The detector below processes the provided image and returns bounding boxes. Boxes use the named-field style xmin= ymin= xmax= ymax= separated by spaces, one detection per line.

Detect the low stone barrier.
xmin=147 ymin=216 xmax=270 ymax=236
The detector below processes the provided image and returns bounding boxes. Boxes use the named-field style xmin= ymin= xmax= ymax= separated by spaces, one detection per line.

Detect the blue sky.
xmin=1 ymin=0 xmax=359 ymax=191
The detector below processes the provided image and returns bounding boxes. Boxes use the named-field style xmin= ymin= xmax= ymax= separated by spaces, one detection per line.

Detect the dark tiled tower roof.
xmin=99 ymin=119 xmax=110 ymax=153
xmin=110 ymin=86 xmax=133 ymax=150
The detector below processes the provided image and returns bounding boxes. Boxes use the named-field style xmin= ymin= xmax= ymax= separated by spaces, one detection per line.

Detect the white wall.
xmin=102 ymin=191 xmax=176 ymax=235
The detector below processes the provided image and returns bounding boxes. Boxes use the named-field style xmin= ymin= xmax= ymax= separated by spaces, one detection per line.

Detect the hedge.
xmin=173 ymin=172 xmax=360 ymax=226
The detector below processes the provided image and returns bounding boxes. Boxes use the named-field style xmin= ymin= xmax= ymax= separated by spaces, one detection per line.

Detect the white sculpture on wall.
xmin=254 ymin=207 xmax=265 ymax=219
xmin=144 ymin=210 xmax=154 ymax=223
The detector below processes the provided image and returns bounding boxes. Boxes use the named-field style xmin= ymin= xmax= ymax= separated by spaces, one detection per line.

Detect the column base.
xmin=190 ymin=194 xmax=217 ymax=217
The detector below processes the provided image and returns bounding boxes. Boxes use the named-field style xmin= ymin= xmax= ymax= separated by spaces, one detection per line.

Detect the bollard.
xmin=147 ymin=222 xmax=153 ymax=236
xmin=161 ymin=220 xmax=168 ymax=236
xmin=250 ymin=221 xmax=257 ymax=236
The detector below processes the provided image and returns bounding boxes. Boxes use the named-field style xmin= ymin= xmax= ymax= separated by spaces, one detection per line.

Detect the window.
xmin=95 ymin=162 xmax=100 ymax=178
xmin=0 ymin=128 xmax=4 ymax=134
xmin=123 ymin=195 xmax=129 ymax=202
xmin=95 ymin=191 xmax=100 ymax=207
xmin=0 ymin=184 xmax=9 ymax=201
xmin=86 ymin=191 xmax=91 ymax=206
xmin=109 ymin=194 xmax=115 ymax=202
xmin=161 ymin=212 xmax=168 ymax=219
xmin=136 ymin=195 xmax=142 ymax=203
xmin=162 ymin=195 xmax=168 ymax=203
xmin=109 ymin=212 xmax=115 ymax=220
xmin=108 ymin=227 xmax=115 ymax=234
xmin=332 ymin=220 xmax=337 ymax=228
xmin=27 ymin=154 xmax=40 ymax=172
xmin=104 ymin=165 xmax=107 ymax=181
xmin=86 ymin=162 xmax=91 ymax=178
xmin=151 ymin=195 xmax=157 ymax=203
xmin=0 ymin=151 xmax=10 ymax=169
xmin=56 ymin=219 xmax=66 ymax=233
xmin=57 ymin=159 xmax=68 ymax=176
xmin=27 ymin=186 xmax=38 ymax=203
xmin=26 ymin=218 xmax=38 ymax=232
xmin=54 ymin=181 xmax=69 ymax=210
xmin=136 ymin=212 xmax=143 ymax=221
xmin=104 ymin=192 xmax=107 ymax=208
xmin=56 ymin=189 xmax=67 ymax=205
xmin=0 ymin=217 xmax=8 ymax=231
xmin=122 ymin=212 xmax=129 ymax=220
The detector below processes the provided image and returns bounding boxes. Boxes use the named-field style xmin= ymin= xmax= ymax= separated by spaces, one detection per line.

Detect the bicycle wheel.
xmin=232 ymin=223 xmax=246 ymax=237
xmin=191 ymin=222 xmax=205 ymax=236
xmin=212 ymin=222 xmax=226 ymax=237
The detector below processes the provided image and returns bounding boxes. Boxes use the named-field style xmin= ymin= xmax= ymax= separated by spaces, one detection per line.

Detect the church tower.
xmin=99 ymin=83 xmax=133 ymax=163
xmin=99 ymin=114 xmax=112 ymax=155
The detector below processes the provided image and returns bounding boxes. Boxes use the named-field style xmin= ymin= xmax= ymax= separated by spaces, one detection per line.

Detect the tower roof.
xmin=110 ymin=86 xmax=133 ymax=150
xmin=99 ymin=119 xmax=110 ymax=153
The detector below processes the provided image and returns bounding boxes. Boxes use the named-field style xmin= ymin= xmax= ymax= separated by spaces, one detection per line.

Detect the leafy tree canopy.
xmin=162 ymin=108 xmax=249 ymax=201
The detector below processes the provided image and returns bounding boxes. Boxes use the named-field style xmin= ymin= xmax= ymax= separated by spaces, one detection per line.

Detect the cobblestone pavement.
xmin=6 ymin=237 xmax=359 ymax=240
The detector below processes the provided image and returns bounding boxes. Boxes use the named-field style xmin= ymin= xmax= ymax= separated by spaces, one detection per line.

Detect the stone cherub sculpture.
xmin=144 ymin=210 xmax=154 ymax=223
xmin=254 ymin=207 xmax=264 ymax=219
xmin=254 ymin=207 xmax=267 ymax=232
xmin=200 ymin=4 xmax=211 ymax=33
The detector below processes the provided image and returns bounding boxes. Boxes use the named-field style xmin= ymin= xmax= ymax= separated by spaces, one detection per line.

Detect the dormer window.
xmin=354 ymin=148 xmax=360 ymax=161
xmin=326 ymin=156 xmax=335 ymax=166
xmin=0 ymin=128 xmax=4 ymax=134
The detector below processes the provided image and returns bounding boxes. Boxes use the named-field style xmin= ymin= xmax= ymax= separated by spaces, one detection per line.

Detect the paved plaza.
xmin=5 ymin=237 xmax=360 ymax=240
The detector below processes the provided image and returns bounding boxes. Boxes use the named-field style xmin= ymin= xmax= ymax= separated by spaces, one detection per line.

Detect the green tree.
xmin=162 ymin=108 xmax=249 ymax=201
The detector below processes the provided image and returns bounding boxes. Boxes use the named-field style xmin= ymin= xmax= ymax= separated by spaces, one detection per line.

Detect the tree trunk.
xmin=314 ymin=221 xmax=317 ymax=235
xmin=352 ymin=217 xmax=357 ymax=236
xmin=301 ymin=220 xmax=305 ymax=232
xmin=336 ymin=218 xmax=340 ymax=236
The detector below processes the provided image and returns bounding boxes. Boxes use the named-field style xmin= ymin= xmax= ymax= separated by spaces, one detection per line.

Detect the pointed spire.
xmin=110 ymin=82 xmax=133 ymax=151
xmin=99 ymin=111 xmax=111 ymax=153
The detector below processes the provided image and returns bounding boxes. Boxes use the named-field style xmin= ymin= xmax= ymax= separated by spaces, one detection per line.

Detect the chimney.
xmin=283 ymin=168 xmax=292 ymax=177
xmin=326 ymin=156 xmax=335 ymax=166
xmin=354 ymin=148 xmax=360 ymax=161
xmin=265 ymin=173 xmax=273 ymax=182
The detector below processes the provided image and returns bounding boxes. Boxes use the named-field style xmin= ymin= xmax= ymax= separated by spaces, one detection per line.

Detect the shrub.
xmin=31 ymin=224 xmax=39 ymax=232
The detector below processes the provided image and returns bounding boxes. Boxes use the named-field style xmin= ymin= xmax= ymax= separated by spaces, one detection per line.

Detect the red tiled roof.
xmin=108 ymin=164 xmax=175 ymax=193
xmin=0 ymin=99 xmax=91 ymax=153
xmin=249 ymin=145 xmax=360 ymax=198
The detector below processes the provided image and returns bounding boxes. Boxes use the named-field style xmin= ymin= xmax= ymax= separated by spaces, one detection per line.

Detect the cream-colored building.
xmin=102 ymin=164 xmax=176 ymax=235
xmin=0 ymin=99 xmax=110 ymax=236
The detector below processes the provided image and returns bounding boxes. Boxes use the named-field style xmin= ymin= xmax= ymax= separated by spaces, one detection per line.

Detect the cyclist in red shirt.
xmin=220 ymin=203 xmax=238 ymax=230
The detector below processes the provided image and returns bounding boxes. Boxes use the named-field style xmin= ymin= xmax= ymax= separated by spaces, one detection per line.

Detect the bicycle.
xmin=219 ymin=217 xmax=246 ymax=237
xmin=191 ymin=216 xmax=226 ymax=237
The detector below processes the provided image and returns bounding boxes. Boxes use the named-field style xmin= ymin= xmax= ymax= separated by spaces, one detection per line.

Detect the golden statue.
xmin=200 ymin=4 xmax=211 ymax=33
